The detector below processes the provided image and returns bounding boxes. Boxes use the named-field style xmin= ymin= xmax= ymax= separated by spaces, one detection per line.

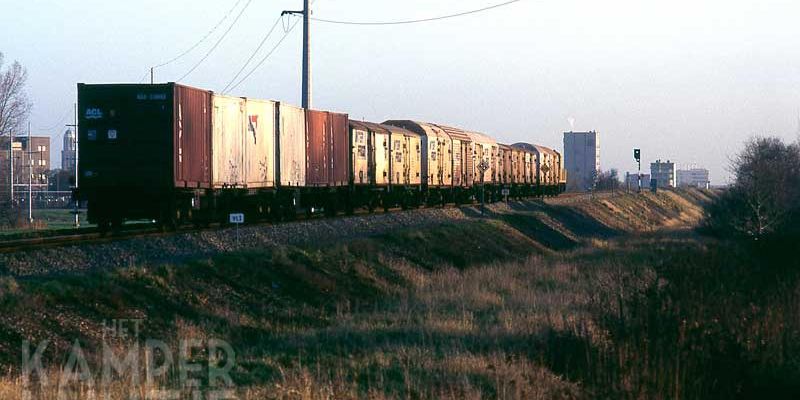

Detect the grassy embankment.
xmin=0 ymin=209 xmax=92 ymax=237
xmin=1 ymin=189 xmax=799 ymax=399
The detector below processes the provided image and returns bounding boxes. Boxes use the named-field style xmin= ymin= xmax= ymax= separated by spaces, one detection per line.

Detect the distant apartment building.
xmin=625 ymin=172 xmax=650 ymax=190
xmin=0 ymin=135 xmax=51 ymax=191
xmin=677 ymin=168 xmax=710 ymax=189
xmin=650 ymin=159 xmax=676 ymax=188
xmin=61 ymin=128 xmax=77 ymax=172
xmin=563 ymin=131 xmax=600 ymax=192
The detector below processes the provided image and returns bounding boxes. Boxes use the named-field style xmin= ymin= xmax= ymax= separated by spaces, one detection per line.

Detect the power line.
xmin=137 ymin=70 xmax=150 ymax=83
xmin=308 ymin=0 xmax=523 ymax=25
xmin=177 ymin=0 xmax=254 ymax=82
xmin=154 ymin=0 xmax=246 ymax=70
xmin=227 ymin=17 xmax=301 ymax=94
xmin=221 ymin=15 xmax=284 ymax=94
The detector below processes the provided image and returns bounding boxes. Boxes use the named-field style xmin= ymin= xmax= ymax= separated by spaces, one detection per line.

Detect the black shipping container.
xmin=77 ymin=83 xmax=212 ymax=221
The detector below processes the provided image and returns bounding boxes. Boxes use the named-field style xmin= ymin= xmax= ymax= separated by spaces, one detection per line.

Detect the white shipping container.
xmin=243 ymin=99 xmax=277 ymax=188
xmin=212 ymin=95 xmax=246 ymax=188
xmin=277 ymin=103 xmax=306 ymax=187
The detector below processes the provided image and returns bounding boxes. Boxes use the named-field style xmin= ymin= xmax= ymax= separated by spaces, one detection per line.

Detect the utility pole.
xmin=27 ymin=121 xmax=32 ymax=224
xmin=634 ymin=148 xmax=641 ymax=193
xmin=283 ymin=0 xmax=312 ymax=108
xmin=302 ymin=0 xmax=311 ymax=109
xmin=150 ymin=67 xmax=154 ymax=85
xmin=9 ymin=128 xmax=13 ymax=205
xmin=67 ymin=103 xmax=79 ymax=228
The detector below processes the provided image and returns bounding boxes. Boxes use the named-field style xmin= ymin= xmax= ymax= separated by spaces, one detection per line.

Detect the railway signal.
xmin=634 ymin=148 xmax=641 ymax=192
xmin=477 ymin=160 xmax=490 ymax=215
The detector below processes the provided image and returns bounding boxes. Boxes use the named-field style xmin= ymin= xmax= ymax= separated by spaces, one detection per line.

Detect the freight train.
xmin=76 ymin=83 xmax=566 ymax=229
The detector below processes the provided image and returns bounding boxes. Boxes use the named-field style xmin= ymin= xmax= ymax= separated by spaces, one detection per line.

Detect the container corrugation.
xmin=305 ymin=110 xmax=349 ymax=187
xmin=243 ymin=99 xmax=277 ymax=188
xmin=383 ymin=124 xmax=422 ymax=186
xmin=498 ymin=144 xmax=512 ymax=185
xmin=306 ymin=110 xmax=329 ymax=186
xmin=435 ymin=125 xmax=475 ymax=187
xmin=351 ymin=121 xmax=392 ymax=186
xmin=384 ymin=121 xmax=453 ymax=188
xmin=533 ymin=144 xmax=559 ymax=186
xmin=212 ymin=95 xmax=246 ymax=188
xmin=349 ymin=121 xmax=373 ymax=185
xmin=329 ymin=112 xmax=350 ymax=186
xmin=512 ymin=143 xmax=537 ymax=184
xmin=464 ymin=130 xmax=498 ymax=184
xmin=277 ymin=103 xmax=306 ymax=186
xmin=174 ymin=85 xmax=212 ymax=188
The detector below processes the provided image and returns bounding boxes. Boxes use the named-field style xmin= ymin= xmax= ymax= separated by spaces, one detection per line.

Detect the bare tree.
xmin=0 ymin=52 xmax=32 ymax=137
xmin=596 ymin=169 xmax=621 ymax=191
xmin=0 ymin=52 xmax=32 ymax=227
xmin=707 ymin=137 xmax=800 ymax=240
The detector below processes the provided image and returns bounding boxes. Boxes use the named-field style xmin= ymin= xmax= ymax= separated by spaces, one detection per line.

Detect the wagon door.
xmin=402 ymin=136 xmax=412 ymax=185
xmin=351 ymin=124 xmax=370 ymax=185
xmin=451 ymin=139 xmax=463 ymax=187
xmin=409 ymin=135 xmax=422 ymax=185
xmin=375 ymin=131 xmax=390 ymax=186
xmin=243 ymin=99 xmax=276 ymax=188
xmin=212 ymin=96 xmax=246 ymax=188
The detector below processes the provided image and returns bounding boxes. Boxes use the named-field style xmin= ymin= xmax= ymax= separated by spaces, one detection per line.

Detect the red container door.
xmin=306 ymin=110 xmax=329 ymax=186
xmin=174 ymin=85 xmax=212 ymax=188
xmin=329 ymin=112 xmax=349 ymax=186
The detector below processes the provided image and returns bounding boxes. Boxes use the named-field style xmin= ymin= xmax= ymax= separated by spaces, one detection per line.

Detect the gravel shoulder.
xmin=0 ymin=190 xmax=706 ymax=277
xmin=0 ymin=201 xmax=525 ymax=277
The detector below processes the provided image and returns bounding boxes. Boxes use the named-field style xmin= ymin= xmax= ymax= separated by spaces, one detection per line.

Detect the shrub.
xmin=706 ymin=137 xmax=800 ymax=240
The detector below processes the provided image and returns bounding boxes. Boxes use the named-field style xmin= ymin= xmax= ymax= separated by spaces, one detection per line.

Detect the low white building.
xmin=650 ymin=160 xmax=676 ymax=188
xmin=677 ymin=168 xmax=710 ymax=189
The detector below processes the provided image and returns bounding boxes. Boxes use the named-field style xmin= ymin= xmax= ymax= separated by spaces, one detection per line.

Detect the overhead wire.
xmin=137 ymin=69 xmax=151 ymax=83
xmin=177 ymin=0 xmax=254 ymax=82
xmin=221 ymin=15 xmax=284 ymax=94
xmin=153 ymin=0 xmax=246 ymax=70
xmin=308 ymin=0 xmax=523 ymax=25
xmin=226 ymin=15 xmax=302 ymax=94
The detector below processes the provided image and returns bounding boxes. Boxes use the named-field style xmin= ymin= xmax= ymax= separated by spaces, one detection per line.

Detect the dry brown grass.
xmin=5 ymin=189 xmax=788 ymax=399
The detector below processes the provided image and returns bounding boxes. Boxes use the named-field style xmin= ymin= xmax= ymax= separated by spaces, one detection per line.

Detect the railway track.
xmin=0 ymin=192 xmax=607 ymax=254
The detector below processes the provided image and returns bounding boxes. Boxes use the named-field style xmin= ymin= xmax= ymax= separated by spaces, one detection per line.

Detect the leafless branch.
xmin=0 ymin=52 xmax=33 ymax=137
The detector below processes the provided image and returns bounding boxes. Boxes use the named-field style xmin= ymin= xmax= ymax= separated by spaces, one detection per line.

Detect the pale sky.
xmin=3 ymin=0 xmax=800 ymax=183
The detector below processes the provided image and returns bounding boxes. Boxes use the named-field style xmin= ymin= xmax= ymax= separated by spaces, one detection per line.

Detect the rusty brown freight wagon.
xmin=77 ymin=83 xmax=213 ymax=227
xmin=306 ymin=110 xmax=349 ymax=187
